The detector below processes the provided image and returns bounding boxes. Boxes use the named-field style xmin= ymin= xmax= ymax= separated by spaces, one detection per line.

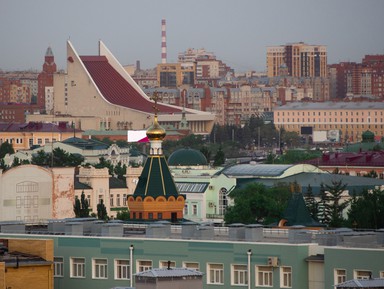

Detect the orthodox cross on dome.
xmin=150 ymin=91 xmax=161 ymax=116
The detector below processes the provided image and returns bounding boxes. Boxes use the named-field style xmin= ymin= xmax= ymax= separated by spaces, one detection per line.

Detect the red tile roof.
xmin=80 ymin=56 xmax=181 ymax=114
xmin=0 ymin=122 xmax=82 ymax=133
xmin=302 ymin=151 xmax=384 ymax=167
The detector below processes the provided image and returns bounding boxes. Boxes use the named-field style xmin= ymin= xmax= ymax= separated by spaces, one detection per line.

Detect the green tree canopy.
xmin=224 ymin=183 xmax=291 ymax=225
xmin=347 ymin=188 xmax=384 ymax=229
xmin=73 ymin=191 xmax=90 ymax=218
xmin=213 ymin=146 xmax=225 ymax=166
xmin=97 ymin=199 xmax=108 ymax=221
xmin=0 ymin=141 xmax=15 ymax=159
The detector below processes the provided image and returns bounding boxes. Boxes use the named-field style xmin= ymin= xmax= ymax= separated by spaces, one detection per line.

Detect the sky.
xmin=1 ymin=0 xmax=384 ymax=72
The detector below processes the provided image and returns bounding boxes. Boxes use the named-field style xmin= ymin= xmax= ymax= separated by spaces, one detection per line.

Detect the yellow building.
xmin=267 ymin=42 xmax=327 ymax=78
xmin=0 ymin=238 xmax=54 ymax=289
xmin=274 ymin=101 xmax=384 ymax=143
xmin=157 ymin=62 xmax=195 ymax=88
xmin=0 ymin=122 xmax=82 ymax=151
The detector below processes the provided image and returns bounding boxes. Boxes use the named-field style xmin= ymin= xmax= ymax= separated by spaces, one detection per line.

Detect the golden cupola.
xmin=146 ymin=115 xmax=166 ymax=141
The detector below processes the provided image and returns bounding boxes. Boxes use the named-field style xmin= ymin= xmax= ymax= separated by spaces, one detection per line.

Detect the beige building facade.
xmin=267 ymin=42 xmax=327 ymax=78
xmin=274 ymin=102 xmax=384 ymax=142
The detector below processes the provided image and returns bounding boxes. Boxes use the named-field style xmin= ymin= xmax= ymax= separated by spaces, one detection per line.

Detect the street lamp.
xmin=129 ymin=244 xmax=134 ymax=287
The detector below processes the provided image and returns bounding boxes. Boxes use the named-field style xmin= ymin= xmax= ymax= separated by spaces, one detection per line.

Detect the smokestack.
xmin=136 ymin=60 xmax=141 ymax=71
xmin=161 ymin=19 xmax=167 ymax=64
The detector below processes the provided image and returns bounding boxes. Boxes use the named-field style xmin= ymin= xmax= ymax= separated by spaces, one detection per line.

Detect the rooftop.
xmin=274 ymin=101 xmax=384 ymax=110
xmin=80 ymin=56 xmax=181 ymax=115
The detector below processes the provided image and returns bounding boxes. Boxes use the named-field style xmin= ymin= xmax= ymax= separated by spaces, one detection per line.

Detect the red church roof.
xmin=80 ymin=56 xmax=181 ymax=114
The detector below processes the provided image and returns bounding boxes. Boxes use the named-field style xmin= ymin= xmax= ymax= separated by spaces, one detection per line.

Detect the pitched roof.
xmin=302 ymin=151 xmax=384 ymax=167
xmin=62 ymin=137 xmax=109 ymax=150
xmin=80 ymin=56 xmax=181 ymax=114
xmin=0 ymin=122 xmax=81 ymax=133
xmin=133 ymin=155 xmax=179 ymax=198
xmin=336 ymin=278 xmax=384 ymax=288
xmin=282 ymin=193 xmax=324 ymax=227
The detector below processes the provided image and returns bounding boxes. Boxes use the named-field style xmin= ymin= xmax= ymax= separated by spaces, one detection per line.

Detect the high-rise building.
xmin=267 ymin=42 xmax=327 ymax=78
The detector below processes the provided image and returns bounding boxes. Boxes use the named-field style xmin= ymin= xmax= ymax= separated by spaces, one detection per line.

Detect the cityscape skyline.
xmin=1 ymin=0 xmax=384 ymax=72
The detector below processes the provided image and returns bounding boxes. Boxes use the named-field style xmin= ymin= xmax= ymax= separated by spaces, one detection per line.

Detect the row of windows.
xmin=278 ymin=118 xmax=384 ymax=124
xmin=277 ymin=111 xmax=383 ymax=117
xmin=54 ymin=257 xmax=293 ymax=287
xmin=334 ymin=269 xmax=384 ymax=284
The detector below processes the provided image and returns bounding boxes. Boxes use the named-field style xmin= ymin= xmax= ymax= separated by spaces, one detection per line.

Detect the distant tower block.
xmin=161 ymin=19 xmax=167 ymax=64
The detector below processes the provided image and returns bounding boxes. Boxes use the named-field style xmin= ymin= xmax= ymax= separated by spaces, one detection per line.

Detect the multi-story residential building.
xmin=329 ymin=55 xmax=384 ymax=99
xmin=267 ymin=42 xmax=327 ymax=78
xmin=274 ymin=101 xmax=384 ymax=143
xmin=178 ymin=48 xmax=233 ymax=81
xmin=157 ymin=63 xmax=195 ymax=88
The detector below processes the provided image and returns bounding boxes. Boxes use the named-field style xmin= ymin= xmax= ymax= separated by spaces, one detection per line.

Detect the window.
xmin=70 ymin=257 xmax=85 ymax=278
xmin=115 ymin=259 xmax=130 ymax=280
xmin=207 ymin=263 xmax=224 ymax=284
xmin=192 ymin=204 xmax=198 ymax=215
xmin=256 ymin=266 xmax=273 ymax=287
xmin=281 ymin=266 xmax=292 ymax=288
xmin=93 ymin=258 xmax=108 ymax=279
xmin=184 ymin=204 xmax=188 ymax=215
xmin=116 ymin=194 xmax=120 ymax=207
xmin=54 ymin=257 xmax=64 ymax=277
xmin=335 ymin=269 xmax=346 ymax=284
xmin=183 ymin=262 xmax=199 ymax=271
xmin=110 ymin=194 xmax=114 ymax=207
xmin=137 ymin=260 xmax=152 ymax=272
xmin=123 ymin=194 xmax=127 ymax=205
xmin=354 ymin=270 xmax=372 ymax=280
xmin=232 ymin=264 xmax=248 ymax=285
xmin=159 ymin=260 xmax=176 ymax=269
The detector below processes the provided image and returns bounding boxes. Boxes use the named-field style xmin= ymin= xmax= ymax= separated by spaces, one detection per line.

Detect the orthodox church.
xmin=127 ymin=96 xmax=185 ymax=222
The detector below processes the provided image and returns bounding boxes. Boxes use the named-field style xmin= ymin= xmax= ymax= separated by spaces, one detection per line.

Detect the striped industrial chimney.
xmin=161 ymin=19 xmax=167 ymax=64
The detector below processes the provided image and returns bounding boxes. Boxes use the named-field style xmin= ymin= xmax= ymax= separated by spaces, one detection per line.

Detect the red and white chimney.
xmin=161 ymin=19 xmax=167 ymax=64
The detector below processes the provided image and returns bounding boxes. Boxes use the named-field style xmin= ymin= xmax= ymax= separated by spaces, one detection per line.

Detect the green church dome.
xmin=168 ymin=148 xmax=208 ymax=166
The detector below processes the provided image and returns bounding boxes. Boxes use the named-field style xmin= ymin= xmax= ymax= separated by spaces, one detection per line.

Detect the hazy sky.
xmin=1 ymin=0 xmax=384 ymax=72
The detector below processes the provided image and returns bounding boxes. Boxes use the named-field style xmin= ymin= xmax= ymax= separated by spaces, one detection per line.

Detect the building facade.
xmin=274 ymin=101 xmax=384 ymax=142
xmin=267 ymin=42 xmax=327 ymax=78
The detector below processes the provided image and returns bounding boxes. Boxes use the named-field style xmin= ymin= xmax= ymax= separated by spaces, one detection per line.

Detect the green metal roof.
xmin=133 ymin=155 xmax=179 ymax=198
xmin=168 ymin=148 xmax=208 ymax=166
xmin=283 ymin=193 xmax=324 ymax=227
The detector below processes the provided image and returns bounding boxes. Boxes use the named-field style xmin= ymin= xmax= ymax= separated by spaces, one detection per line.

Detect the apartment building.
xmin=274 ymin=101 xmax=384 ymax=143
xmin=267 ymin=42 xmax=327 ymax=78
xmin=157 ymin=63 xmax=195 ymax=88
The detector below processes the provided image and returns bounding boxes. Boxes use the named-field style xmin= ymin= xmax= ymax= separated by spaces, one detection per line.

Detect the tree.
xmin=97 ymin=199 xmax=108 ymax=221
xmin=224 ymin=183 xmax=291 ymax=225
xmin=200 ymin=146 xmax=211 ymax=162
xmin=317 ymin=183 xmax=330 ymax=225
xmin=95 ymin=157 xmax=114 ymax=175
xmin=73 ymin=191 xmax=90 ymax=218
xmin=364 ymin=170 xmax=378 ymax=178
xmin=303 ymin=184 xmax=319 ymax=221
xmin=31 ymin=150 xmax=50 ymax=166
xmin=114 ymin=161 xmax=127 ymax=181
xmin=213 ymin=146 xmax=225 ymax=166
xmin=324 ymin=180 xmax=349 ymax=228
xmin=347 ymin=188 xmax=384 ymax=229
xmin=0 ymin=141 xmax=14 ymax=159
xmin=116 ymin=209 xmax=130 ymax=221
